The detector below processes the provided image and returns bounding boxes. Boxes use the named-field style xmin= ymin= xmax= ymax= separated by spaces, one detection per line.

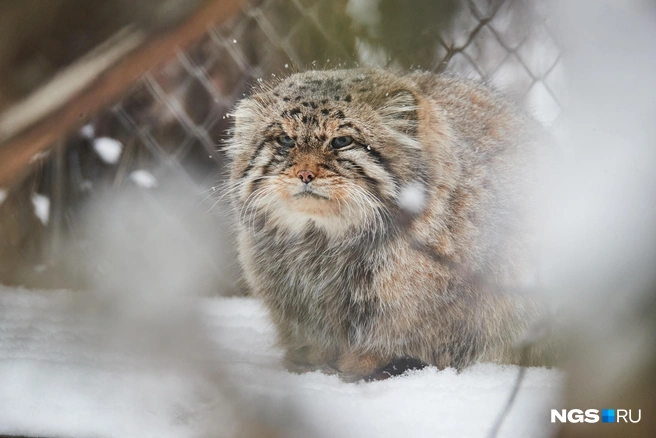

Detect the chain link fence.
xmin=0 ymin=0 xmax=564 ymax=289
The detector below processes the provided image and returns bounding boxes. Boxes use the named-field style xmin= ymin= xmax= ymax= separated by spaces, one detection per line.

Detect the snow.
xmin=129 ymin=169 xmax=158 ymax=188
xmin=346 ymin=0 xmax=382 ymax=36
xmin=0 ymin=286 xmax=563 ymax=438
xmin=355 ymin=37 xmax=388 ymax=67
xmin=527 ymin=82 xmax=561 ymax=127
xmin=31 ymin=193 xmax=50 ymax=225
xmin=80 ymin=123 xmax=95 ymax=139
xmin=93 ymin=137 xmax=123 ymax=164
xmin=398 ymin=182 xmax=427 ymax=214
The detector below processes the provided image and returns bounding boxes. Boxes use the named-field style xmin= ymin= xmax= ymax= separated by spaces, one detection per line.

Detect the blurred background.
xmin=0 ymin=0 xmax=564 ymax=290
xmin=0 ymin=1 xmax=654 ymax=437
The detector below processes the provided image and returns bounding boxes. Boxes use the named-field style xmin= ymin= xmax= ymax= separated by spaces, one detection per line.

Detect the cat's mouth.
xmin=293 ymin=186 xmax=330 ymax=200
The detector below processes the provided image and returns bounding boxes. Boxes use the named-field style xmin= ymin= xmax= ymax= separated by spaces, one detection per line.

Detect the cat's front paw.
xmin=336 ymin=353 xmax=426 ymax=382
xmin=334 ymin=351 xmax=388 ymax=382
xmin=364 ymin=357 xmax=427 ymax=381
xmin=283 ymin=347 xmax=339 ymax=375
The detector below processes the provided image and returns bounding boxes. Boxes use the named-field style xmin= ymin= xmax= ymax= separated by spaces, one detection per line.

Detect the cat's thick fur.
xmin=224 ymin=68 xmax=555 ymax=380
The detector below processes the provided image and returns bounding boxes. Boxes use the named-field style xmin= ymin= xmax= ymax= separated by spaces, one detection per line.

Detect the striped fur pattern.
xmin=224 ymin=68 xmax=555 ymax=380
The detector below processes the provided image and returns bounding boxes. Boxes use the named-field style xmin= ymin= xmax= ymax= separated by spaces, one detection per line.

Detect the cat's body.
xmin=225 ymin=68 xmax=555 ymax=380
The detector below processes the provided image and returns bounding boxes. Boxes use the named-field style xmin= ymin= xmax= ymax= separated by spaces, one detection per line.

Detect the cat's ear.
xmin=233 ymin=93 xmax=273 ymax=126
xmin=378 ymin=89 xmax=419 ymax=137
xmin=222 ymin=94 xmax=271 ymax=158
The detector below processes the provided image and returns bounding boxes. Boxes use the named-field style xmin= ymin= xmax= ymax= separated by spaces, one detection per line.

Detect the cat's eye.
xmin=331 ymin=136 xmax=353 ymax=149
xmin=277 ymin=135 xmax=295 ymax=147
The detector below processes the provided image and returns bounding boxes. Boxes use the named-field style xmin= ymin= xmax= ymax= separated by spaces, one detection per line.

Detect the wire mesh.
xmin=0 ymin=0 xmax=564 ymax=289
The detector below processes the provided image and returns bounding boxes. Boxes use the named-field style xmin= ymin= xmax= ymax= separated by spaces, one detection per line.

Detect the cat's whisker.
xmin=247 ymin=186 xmax=277 ymax=227
xmin=204 ymin=181 xmax=245 ymax=213
xmin=347 ymin=184 xmax=387 ymax=238
xmin=239 ymin=186 xmax=270 ymax=223
xmin=242 ymin=187 xmax=273 ymax=225
xmin=248 ymin=187 xmax=276 ymax=235
xmin=214 ymin=175 xmax=280 ymax=206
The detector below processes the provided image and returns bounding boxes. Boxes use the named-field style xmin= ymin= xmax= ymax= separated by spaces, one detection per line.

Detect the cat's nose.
xmin=297 ymin=170 xmax=315 ymax=184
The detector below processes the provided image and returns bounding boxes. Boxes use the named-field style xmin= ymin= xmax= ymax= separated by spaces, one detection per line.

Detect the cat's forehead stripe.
xmin=277 ymin=73 xmax=368 ymax=99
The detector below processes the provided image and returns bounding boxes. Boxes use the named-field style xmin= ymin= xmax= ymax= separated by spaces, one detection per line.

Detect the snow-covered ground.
xmin=0 ymin=287 xmax=563 ymax=437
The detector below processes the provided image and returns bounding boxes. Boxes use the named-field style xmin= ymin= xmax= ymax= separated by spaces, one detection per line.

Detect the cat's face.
xmin=225 ymin=69 xmax=424 ymax=236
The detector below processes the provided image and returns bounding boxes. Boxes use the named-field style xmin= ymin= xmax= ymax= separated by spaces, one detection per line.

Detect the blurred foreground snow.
xmin=0 ymin=286 xmax=563 ymax=438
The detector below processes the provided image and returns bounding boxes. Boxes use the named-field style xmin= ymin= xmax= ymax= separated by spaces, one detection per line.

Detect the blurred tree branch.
xmin=0 ymin=0 xmax=242 ymax=187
